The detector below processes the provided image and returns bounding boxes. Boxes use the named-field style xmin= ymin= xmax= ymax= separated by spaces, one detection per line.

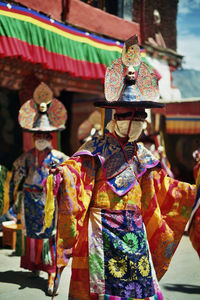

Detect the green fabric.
xmin=0 ymin=14 xmax=121 ymax=65
xmin=42 ymin=238 xmax=53 ymax=265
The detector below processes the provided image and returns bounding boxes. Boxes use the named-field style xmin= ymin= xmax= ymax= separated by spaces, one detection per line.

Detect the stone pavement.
xmin=0 ymin=236 xmax=71 ymax=300
xmin=0 ymin=235 xmax=200 ymax=300
xmin=159 ymin=233 xmax=200 ymax=300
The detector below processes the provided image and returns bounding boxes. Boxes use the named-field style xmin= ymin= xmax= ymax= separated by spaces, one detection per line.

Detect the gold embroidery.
xmin=115 ymin=176 xmax=123 ymax=187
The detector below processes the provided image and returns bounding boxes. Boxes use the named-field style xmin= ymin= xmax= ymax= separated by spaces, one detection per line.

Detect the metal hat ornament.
xmin=18 ymin=82 xmax=67 ymax=132
xmin=95 ymin=35 xmax=164 ymax=108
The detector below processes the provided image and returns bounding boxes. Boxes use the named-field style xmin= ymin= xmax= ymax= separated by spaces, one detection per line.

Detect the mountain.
xmin=172 ymin=69 xmax=200 ymax=99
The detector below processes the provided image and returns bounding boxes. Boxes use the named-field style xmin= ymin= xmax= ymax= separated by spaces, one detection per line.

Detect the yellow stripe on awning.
xmin=166 ymin=115 xmax=200 ymax=134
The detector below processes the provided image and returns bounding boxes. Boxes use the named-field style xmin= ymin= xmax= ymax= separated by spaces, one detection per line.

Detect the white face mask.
xmin=34 ymin=139 xmax=52 ymax=151
xmin=115 ymin=120 xmax=144 ymax=142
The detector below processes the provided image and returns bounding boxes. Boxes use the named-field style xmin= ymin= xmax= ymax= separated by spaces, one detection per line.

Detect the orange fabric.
xmin=56 ymin=156 xmax=96 ymax=269
xmin=55 ymin=156 xmax=197 ymax=298
xmin=142 ymin=169 xmax=196 ymax=280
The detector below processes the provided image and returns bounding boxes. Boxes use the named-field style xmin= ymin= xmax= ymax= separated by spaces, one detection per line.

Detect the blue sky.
xmin=177 ymin=0 xmax=200 ymax=70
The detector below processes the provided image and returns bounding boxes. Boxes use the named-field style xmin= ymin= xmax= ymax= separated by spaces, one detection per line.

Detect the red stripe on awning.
xmin=0 ymin=36 xmax=106 ymax=79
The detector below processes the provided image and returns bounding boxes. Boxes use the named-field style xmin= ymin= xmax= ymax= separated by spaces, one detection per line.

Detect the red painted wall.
xmin=66 ymin=0 xmax=140 ymax=42
xmin=17 ymin=0 xmax=140 ymax=42
xmin=133 ymin=0 xmax=178 ymax=51
xmin=166 ymin=102 xmax=200 ymax=115
xmin=16 ymin=0 xmax=63 ymax=20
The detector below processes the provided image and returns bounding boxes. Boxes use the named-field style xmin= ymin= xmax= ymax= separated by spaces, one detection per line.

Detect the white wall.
xmin=145 ymin=55 xmax=182 ymax=101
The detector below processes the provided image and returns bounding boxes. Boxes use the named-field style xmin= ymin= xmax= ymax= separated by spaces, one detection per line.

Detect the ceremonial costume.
xmin=9 ymin=83 xmax=68 ymax=293
xmin=46 ymin=36 xmax=199 ymax=299
xmin=55 ymin=136 xmax=197 ymax=300
xmin=10 ymin=148 xmax=68 ymax=272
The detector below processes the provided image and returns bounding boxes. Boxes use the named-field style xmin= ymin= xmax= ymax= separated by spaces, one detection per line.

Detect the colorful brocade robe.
xmin=55 ymin=135 xmax=197 ymax=300
xmin=10 ymin=148 xmax=68 ymax=273
xmin=0 ymin=165 xmax=12 ymax=216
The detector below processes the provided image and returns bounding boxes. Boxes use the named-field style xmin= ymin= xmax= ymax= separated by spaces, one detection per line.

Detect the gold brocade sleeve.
xmin=56 ymin=155 xmax=98 ymax=268
xmin=141 ymin=168 xmax=196 ymax=280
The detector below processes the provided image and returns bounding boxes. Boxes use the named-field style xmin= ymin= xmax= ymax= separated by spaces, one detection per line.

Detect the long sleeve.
xmin=188 ymin=168 xmax=200 ymax=257
xmin=9 ymin=153 xmax=27 ymax=206
xmin=56 ymin=155 xmax=99 ymax=268
xmin=141 ymin=168 xmax=196 ymax=280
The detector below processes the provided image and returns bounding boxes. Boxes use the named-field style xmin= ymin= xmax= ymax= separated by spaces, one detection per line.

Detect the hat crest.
xmin=18 ymin=82 xmax=67 ymax=132
xmin=95 ymin=34 xmax=164 ymax=109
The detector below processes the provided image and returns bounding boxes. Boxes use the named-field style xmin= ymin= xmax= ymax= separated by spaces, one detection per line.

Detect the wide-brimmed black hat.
xmin=94 ymin=35 xmax=164 ymax=109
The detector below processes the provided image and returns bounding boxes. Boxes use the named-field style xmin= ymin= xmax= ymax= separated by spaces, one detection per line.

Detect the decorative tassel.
xmin=42 ymin=239 xmax=53 ymax=265
xmin=42 ymin=174 xmax=55 ymax=232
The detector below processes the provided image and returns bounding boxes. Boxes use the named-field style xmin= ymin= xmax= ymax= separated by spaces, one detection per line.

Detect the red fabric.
xmin=21 ymin=236 xmax=56 ymax=273
xmin=0 ymin=36 xmax=106 ymax=80
xmin=35 ymin=239 xmax=43 ymax=264
xmin=166 ymin=102 xmax=200 ymax=115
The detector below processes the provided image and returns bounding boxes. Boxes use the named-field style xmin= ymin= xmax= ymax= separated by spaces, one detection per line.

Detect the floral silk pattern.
xmin=89 ymin=208 xmax=156 ymax=299
xmin=55 ymin=138 xmax=197 ymax=299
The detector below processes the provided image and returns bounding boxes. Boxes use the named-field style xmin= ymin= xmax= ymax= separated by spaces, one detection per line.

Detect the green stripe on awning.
xmin=0 ymin=14 xmax=121 ymax=65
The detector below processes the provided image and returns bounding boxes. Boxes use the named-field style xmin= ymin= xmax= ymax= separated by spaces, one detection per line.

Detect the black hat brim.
xmin=21 ymin=126 xmax=66 ymax=133
xmin=94 ymin=100 xmax=165 ymax=109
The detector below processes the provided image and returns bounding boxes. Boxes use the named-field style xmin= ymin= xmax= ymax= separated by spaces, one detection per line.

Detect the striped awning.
xmin=0 ymin=1 xmax=123 ymax=80
xmin=166 ymin=114 xmax=200 ymax=134
xmin=0 ymin=1 xmax=158 ymax=83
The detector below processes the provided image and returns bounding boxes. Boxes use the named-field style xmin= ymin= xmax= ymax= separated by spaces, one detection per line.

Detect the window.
xmin=117 ymin=0 xmax=134 ymax=21
xmin=81 ymin=0 xmax=133 ymax=21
